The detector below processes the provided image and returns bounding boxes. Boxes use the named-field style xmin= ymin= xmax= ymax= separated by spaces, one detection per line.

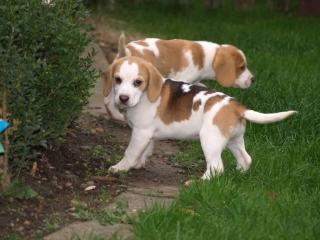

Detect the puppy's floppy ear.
xmin=102 ymin=63 xmax=115 ymax=97
xmin=213 ymin=47 xmax=236 ymax=87
xmin=146 ymin=63 xmax=163 ymax=103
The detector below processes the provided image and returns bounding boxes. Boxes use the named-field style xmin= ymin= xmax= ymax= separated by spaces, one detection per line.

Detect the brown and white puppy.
xmin=107 ymin=56 xmax=296 ymax=179
xmin=103 ymin=34 xmax=254 ymax=121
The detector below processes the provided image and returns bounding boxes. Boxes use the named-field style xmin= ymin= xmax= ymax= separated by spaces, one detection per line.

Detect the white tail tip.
xmin=244 ymin=110 xmax=297 ymax=124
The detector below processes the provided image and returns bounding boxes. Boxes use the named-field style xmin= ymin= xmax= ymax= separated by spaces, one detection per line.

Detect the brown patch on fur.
xmin=157 ymin=81 xmax=208 ymax=124
xmin=192 ymin=100 xmax=202 ymax=111
xmin=127 ymin=39 xmax=204 ymax=77
xmin=134 ymin=40 xmax=148 ymax=46
xmin=213 ymin=100 xmax=246 ymax=137
xmin=191 ymin=42 xmax=204 ymax=70
xmin=213 ymin=45 xmax=246 ymax=87
xmin=204 ymin=96 xmax=224 ymax=113
xmin=145 ymin=62 xmax=163 ymax=102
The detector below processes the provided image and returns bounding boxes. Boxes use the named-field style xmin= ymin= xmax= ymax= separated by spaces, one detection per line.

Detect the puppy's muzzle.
xmin=119 ymin=95 xmax=129 ymax=104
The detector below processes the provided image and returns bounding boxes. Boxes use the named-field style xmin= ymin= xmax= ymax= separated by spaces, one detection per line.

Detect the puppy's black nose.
xmin=119 ymin=95 xmax=129 ymax=103
xmin=251 ymin=76 xmax=255 ymax=82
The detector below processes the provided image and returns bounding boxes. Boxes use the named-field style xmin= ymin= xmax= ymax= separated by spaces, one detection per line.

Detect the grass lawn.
xmin=93 ymin=3 xmax=320 ymax=239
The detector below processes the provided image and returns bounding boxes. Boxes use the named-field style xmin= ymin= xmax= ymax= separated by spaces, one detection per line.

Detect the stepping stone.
xmin=44 ymin=221 xmax=132 ymax=240
xmin=83 ymin=42 xmax=109 ymax=117
xmin=108 ymin=185 xmax=179 ymax=214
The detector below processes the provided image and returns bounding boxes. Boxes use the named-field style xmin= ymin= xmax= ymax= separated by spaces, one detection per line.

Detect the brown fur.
xmin=204 ymin=95 xmax=225 ymax=113
xmin=213 ymin=100 xmax=246 ymax=137
xmin=213 ymin=45 xmax=246 ymax=87
xmin=192 ymin=100 xmax=202 ymax=111
xmin=128 ymin=40 xmax=204 ymax=77
xmin=157 ymin=81 xmax=208 ymax=124
xmin=134 ymin=40 xmax=148 ymax=46
xmin=145 ymin=62 xmax=163 ymax=102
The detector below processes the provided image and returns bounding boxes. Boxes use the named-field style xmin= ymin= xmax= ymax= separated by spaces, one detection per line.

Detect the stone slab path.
xmin=45 ymin=42 xmax=186 ymax=240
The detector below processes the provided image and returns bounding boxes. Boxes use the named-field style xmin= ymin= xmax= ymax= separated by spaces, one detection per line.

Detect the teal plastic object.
xmin=0 ymin=120 xmax=9 ymax=154
xmin=0 ymin=120 xmax=9 ymax=133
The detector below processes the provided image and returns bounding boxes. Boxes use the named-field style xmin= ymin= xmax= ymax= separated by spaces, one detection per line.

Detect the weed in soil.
xmin=72 ymin=199 xmax=130 ymax=225
xmin=0 ymin=179 xmax=38 ymax=200
xmin=0 ymin=114 xmax=128 ymax=239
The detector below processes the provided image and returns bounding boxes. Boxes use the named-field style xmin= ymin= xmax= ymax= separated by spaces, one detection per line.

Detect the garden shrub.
xmin=0 ymin=0 xmax=96 ymax=170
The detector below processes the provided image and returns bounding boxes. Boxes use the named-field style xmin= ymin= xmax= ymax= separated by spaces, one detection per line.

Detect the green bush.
xmin=0 ymin=0 xmax=96 ymax=169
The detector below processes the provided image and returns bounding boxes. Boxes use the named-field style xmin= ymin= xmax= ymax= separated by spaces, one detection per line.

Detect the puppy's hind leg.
xmin=199 ymin=126 xmax=228 ymax=180
xmin=227 ymin=129 xmax=252 ymax=172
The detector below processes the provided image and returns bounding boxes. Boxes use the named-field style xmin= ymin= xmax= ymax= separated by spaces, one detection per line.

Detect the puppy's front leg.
xmin=104 ymin=93 xmax=125 ymax=122
xmin=109 ymin=128 xmax=154 ymax=173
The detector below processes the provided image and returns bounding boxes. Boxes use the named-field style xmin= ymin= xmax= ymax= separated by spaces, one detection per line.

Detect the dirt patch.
xmin=0 ymin=114 xmax=186 ymax=239
xmin=90 ymin=16 xmax=143 ymax=63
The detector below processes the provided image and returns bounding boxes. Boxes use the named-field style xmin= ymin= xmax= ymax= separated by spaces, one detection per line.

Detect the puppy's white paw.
xmin=184 ymin=179 xmax=195 ymax=186
xmin=108 ymin=162 xmax=130 ymax=174
xmin=104 ymin=104 xmax=126 ymax=122
xmin=112 ymin=112 xmax=126 ymax=122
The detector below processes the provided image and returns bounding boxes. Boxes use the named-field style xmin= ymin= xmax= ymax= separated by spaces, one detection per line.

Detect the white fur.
xmin=234 ymin=68 xmax=254 ymax=89
xmin=244 ymin=110 xmax=297 ymax=124
xmin=170 ymin=50 xmax=201 ymax=83
xmin=129 ymin=38 xmax=160 ymax=57
xmin=114 ymin=61 xmax=144 ymax=108
xmin=181 ymin=83 xmax=192 ymax=93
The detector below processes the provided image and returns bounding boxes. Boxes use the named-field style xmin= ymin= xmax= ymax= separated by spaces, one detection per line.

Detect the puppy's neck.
xmin=126 ymin=93 xmax=160 ymax=128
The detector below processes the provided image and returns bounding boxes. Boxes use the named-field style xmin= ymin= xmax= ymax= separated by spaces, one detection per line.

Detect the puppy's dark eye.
xmin=115 ymin=77 xmax=122 ymax=84
xmin=133 ymin=79 xmax=142 ymax=87
xmin=240 ymin=65 xmax=246 ymax=71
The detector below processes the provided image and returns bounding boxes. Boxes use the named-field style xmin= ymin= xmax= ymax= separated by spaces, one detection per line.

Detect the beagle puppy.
xmin=103 ymin=34 xmax=254 ymax=121
xmin=107 ymin=56 xmax=296 ymax=179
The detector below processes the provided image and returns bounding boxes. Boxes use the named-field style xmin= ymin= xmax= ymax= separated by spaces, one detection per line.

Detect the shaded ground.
xmin=0 ymin=113 xmax=187 ymax=239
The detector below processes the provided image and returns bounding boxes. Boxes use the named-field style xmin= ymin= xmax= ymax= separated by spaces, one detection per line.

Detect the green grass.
xmin=93 ymin=3 xmax=320 ymax=239
xmin=2 ymin=234 xmax=25 ymax=240
xmin=72 ymin=199 xmax=130 ymax=225
xmin=0 ymin=179 xmax=38 ymax=199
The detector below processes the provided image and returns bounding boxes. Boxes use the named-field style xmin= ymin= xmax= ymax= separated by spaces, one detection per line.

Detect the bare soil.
xmin=0 ymin=114 xmax=186 ymax=239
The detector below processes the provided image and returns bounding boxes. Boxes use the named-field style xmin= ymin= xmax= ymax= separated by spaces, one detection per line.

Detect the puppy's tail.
xmin=243 ymin=109 xmax=297 ymax=124
xmin=117 ymin=32 xmax=127 ymax=58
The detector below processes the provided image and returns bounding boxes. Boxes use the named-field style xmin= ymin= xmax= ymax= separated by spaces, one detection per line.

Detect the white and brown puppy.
xmin=103 ymin=35 xmax=254 ymax=121
xmin=107 ymin=56 xmax=296 ymax=179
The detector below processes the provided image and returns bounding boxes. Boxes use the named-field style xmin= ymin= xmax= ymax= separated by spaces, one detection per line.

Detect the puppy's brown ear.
xmin=213 ymin=47 xmax=236 ymax=87
xmin=147 ymin=63 xmax=163 ymax=103
xmin=102 ymin=63 xmax=115 ymax=97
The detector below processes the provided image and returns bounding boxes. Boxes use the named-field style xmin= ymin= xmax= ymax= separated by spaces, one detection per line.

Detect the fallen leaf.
xmin=30 ymin=162 xmax=37 ymax=177
xmin=84 ymin=185 xmax=96 ymax=191
xmin=267 ymin=191 xmax=278 ymax=200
